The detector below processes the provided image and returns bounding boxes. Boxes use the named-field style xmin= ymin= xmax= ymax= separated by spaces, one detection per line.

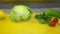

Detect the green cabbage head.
xmin=10 ymin=5 xmax=32 ymax=21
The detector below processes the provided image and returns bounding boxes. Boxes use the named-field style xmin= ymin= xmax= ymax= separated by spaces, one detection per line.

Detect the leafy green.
xmin=35 ymin=12 xmax=52 ymax=24
xmin=39 ymin=19 xmax=46 ymax=24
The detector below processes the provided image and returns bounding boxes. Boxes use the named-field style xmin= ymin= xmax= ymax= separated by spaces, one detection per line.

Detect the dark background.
xmin=0 ymin=0 xmax=60 ymax=13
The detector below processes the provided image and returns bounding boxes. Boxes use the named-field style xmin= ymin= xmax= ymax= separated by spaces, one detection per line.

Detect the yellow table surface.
xmin=0 ymin=14 xmax=60 ymax=34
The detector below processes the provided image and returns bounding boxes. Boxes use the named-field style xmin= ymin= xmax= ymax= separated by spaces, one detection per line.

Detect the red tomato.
xmin=50 ymin=22 xmax=56 ymax=27
xmin=53 ymin=18 xmax=58 ymax=23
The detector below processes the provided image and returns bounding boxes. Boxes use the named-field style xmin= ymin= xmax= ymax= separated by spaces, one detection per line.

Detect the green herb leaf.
xmin=35 ymin=12 xmax=52 ymax=24
xmin=39 ymin=19 xmax=46 ymax=24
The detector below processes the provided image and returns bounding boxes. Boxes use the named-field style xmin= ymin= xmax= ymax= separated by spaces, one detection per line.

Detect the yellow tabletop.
xmin=0 ymin=14 xmax=60 ymax=34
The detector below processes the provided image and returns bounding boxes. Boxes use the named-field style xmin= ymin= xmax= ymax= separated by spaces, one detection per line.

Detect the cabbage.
xmin=10 ymin=5 xmax=32 ymax=21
